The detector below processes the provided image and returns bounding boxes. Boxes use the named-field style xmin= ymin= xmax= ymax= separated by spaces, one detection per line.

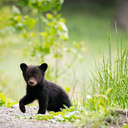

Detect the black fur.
xmin=19 ymin=63 xmax=72 ymax=114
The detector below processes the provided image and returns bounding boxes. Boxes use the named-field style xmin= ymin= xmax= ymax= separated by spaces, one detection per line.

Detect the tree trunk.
xmin=116 ymin=0 xmax=128 ymax=30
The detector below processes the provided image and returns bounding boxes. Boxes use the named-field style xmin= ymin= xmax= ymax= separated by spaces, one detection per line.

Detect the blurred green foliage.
xmin=0 ymin=93 xmax=17 ymax=107
xmin=20 ymin=0 xmax=63 ymax=12
xmin=8 ymin=0 xmax=68 ymax=61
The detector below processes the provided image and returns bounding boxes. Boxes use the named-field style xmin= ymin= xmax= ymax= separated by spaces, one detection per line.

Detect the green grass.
xmin=91 ymin=46 xmax=128 ymax=108
xmin=79 ymin=45 xmax=128 ymax=127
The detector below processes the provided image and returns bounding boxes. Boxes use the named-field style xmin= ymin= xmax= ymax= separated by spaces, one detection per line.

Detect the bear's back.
xmin=44 ymin=80 xmax=71 ymax=112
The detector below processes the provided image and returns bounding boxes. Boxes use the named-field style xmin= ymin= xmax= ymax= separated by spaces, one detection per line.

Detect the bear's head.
xmin=20 ymin=63 xmax=48 ymax=86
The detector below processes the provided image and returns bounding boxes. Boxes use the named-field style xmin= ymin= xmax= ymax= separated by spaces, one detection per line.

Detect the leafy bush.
xmin=8 ymin=0 xmax=69 ymax=78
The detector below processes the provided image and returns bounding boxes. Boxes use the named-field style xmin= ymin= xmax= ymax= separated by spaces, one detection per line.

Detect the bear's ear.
xmin=20 ymin=63 xmax=28 ymax=72
xmin=39 ymin=63 xmax=48 ymax=72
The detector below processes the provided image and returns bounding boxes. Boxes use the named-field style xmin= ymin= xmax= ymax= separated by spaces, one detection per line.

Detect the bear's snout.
xmin=28 ymin=77 xmax=37 ymax=86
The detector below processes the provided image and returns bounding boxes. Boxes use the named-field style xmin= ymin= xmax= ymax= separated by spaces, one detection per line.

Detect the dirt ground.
xmin=1 ymin=105 xmax=128 ymax=128
xmin=0 ymin=106 xmax=75 ymax=128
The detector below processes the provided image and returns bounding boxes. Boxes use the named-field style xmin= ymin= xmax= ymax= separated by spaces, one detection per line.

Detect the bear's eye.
xmin=29 ymin=70 xmax=39 ymax=77
xmin=31 ymin=71 xmax=37 ymax=75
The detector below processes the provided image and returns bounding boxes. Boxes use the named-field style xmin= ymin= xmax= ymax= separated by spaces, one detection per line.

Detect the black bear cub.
xmin=19 ymin=63 xmax=72 ymax=114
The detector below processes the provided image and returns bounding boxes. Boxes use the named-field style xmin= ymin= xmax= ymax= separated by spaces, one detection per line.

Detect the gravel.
xmin=0 ymin=106 xmax=75 ymax=128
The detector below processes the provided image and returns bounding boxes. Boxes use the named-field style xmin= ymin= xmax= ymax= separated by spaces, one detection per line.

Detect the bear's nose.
xmin=28 ymin=77 xmax=37 ymax=86
xmin=28 ymin=80 xmax=34 ymax=85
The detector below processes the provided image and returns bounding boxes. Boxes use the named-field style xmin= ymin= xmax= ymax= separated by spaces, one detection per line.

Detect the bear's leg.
xmin=37 ymin=94 xmax=48 ymax=114
xmin=19 ymin=95 xmax=35 ymax=113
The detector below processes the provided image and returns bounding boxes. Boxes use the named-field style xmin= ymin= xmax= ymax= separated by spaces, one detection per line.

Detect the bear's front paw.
xmin=19 ymin=104 xmax=26 ymax=113
xmin=38 ymin=109 xmax=45 ymax=114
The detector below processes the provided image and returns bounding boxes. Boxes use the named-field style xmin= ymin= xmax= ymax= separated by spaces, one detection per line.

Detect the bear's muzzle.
xmin=28 ymin=77 xmax=37 ymax=86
